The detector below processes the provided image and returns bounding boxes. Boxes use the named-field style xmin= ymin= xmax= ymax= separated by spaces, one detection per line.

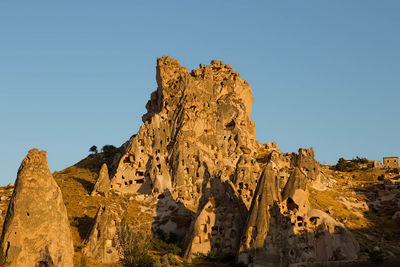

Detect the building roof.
xmin=383 ymin=156 xmax=399 ymax=159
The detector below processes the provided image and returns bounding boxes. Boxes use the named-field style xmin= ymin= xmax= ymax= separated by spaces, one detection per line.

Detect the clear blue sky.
xmin=1 ymin=1 xmax=399 ymax=185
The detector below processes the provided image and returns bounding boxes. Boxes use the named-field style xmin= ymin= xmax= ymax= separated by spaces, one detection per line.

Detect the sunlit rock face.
xmin=91 ymin=163 xmax=110 ymax=196
xmin=110 ymin=56 xmax=259 ymax=210
xmin=0 ymin=149 xmax=74 ymax=267
xmin=238 ymin=149 xmax=359 ymax=266
xmin=105 ymin=57 xmax=359 ymax=266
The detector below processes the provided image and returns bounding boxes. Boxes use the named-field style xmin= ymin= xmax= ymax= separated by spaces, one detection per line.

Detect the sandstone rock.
xmin=82 ymin=57 xmax=360 ymax=266
xmin=91 ymin=163 xmax=111 ymax=196
xmin=110 ymin=56 xmax=258 ymax=210
xmin=238 ymin=150 xmax=359 ymax=266
xmin=184 ymin=178 xmax=247 ymax=259
xmin=84 ymin=191 xmax=193 ymax=264
xmin=0 ymin=149 xmax=74 ymax=267
xmin=83 ymin=205 xmax=121 ymax=263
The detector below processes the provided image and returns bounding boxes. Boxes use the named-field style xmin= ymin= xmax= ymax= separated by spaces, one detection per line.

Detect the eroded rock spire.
xmin=0 ymin=149 xmax=74 ymax=267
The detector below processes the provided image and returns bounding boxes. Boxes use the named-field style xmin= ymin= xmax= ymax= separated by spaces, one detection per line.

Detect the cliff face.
xmin=110 ymin=56 xmax=259 ymax=210
xmin=238 ymin=150 xmax=359 ymax=266
xmin=106 ymin=57 xmax=359 ymax=265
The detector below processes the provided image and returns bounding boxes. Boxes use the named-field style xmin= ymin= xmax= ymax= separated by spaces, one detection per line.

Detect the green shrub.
xmin=152 ymin=229 xmax=183 ymax=255
xmin=118 ymin=218 xmax=155 ymax=267
xmin=335 ymin=157 xmax=361 ymax=172
xmin=101 ymin=145 xmax=117 ymax=158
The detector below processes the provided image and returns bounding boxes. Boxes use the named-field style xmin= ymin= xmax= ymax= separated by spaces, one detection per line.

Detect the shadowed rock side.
xmin=0 ymin=149 xmax=74 ymax=267
xmin=110 ymin=56 xmax=260 ymax=210
xmin=183 ymin=175 xmax=248 ymax=259
xmin=91 ymin=163 xmax=110 ymax=196
xmin=238 ymin=150 xmax=359 ymax=266
xmin=83 ymin=205 xmax=121 ymax=263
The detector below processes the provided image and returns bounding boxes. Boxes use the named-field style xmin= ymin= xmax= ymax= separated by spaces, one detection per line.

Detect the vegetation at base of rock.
xmin=118 ymin=218 xmax=155 ymax=267
xmin=152 ymin=229 xmax=183 ymax=255
xmin=192 ymin=251 xmax=239 ymax=266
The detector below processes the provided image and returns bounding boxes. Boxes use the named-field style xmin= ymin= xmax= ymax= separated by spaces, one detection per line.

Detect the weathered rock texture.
xmin=110 ymin=57 xmax=259 ymax=210
xmin=91 ymin=163 xmax=110 ymax=196
xmin=0 ymin=149 xmax=74 ymax=267
xmin=237 ymin=149 xmax=359 ymax=266
xmin=184 ymin=178 xmax=248 ymax=259
xmin=97 ymin=57 xmax=359 ymax=266
xmin=83 ymin=205 xmax=121 ymax=263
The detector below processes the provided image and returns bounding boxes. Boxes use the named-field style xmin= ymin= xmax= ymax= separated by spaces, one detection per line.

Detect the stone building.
xmin=373 ymin=160 xmax=382 ymax=168
xmin=383 ymin=157 xmax=399 ymax=169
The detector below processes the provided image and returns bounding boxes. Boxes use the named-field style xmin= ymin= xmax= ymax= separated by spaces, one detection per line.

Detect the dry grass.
xmin=310 ymin=167 xmax=400 ymax=256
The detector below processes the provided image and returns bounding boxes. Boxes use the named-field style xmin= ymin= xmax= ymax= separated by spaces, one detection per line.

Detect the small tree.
xmin=89 ymin=145 xmax=98 ymax=154
xmin=335 ymin=158 xmax=347 ymax=171
xmin=101 ymin=145 xmax=116 ymax=155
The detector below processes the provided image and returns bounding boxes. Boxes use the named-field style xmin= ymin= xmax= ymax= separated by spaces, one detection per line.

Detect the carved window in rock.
xmin=287 ymin=198 xmax=299 ymax=211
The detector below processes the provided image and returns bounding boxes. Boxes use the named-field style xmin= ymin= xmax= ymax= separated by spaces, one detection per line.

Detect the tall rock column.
xmin=0 ymin=149 xmax=74 ymax=267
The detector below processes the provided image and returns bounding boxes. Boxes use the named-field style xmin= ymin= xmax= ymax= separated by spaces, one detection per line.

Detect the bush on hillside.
xmin=118 ymin=218 xmax=155 ymax=267
xmin=335 ymin=156 xmax=368 ymax=172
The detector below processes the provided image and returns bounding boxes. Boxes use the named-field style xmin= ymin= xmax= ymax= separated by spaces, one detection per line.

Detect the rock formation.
xmin=183 ymin=178 xmax=248 ymax=259
xmin=102 ymin=56 xmax=360 ymax=266
xmin=83 ymin=205 xmax=121 ymax=263
xmin=91 ymin=163 xmax=110 ymax=196
xmin=0 ymin=149 xmax=74 ymax=267
xmin=0 ymin=57 xmax=361 ymax=266
xmin=110 ymin=57 xmax=259 ymax=210
xmin=237 ymin=149 xmax=359 ymax=266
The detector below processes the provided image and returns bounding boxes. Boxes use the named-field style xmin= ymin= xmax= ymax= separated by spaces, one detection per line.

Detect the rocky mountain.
xmin=0 ymin=57 xmax=399 ymax=267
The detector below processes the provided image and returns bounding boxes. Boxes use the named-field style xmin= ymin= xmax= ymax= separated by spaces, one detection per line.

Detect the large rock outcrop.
xmin=0 ymin=149 xmax=74 ymax=267
xmin=237 ymin=150 xmax=359 ymax=266
xmin=85 ymin=57 xmax=359 ymax=266
xmin=110 ymin=57 xmax=259 ymax=210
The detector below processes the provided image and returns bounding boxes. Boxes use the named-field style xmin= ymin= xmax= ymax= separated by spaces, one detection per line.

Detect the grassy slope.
xmin=309 ymin=167 xmax=400 ymax=259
